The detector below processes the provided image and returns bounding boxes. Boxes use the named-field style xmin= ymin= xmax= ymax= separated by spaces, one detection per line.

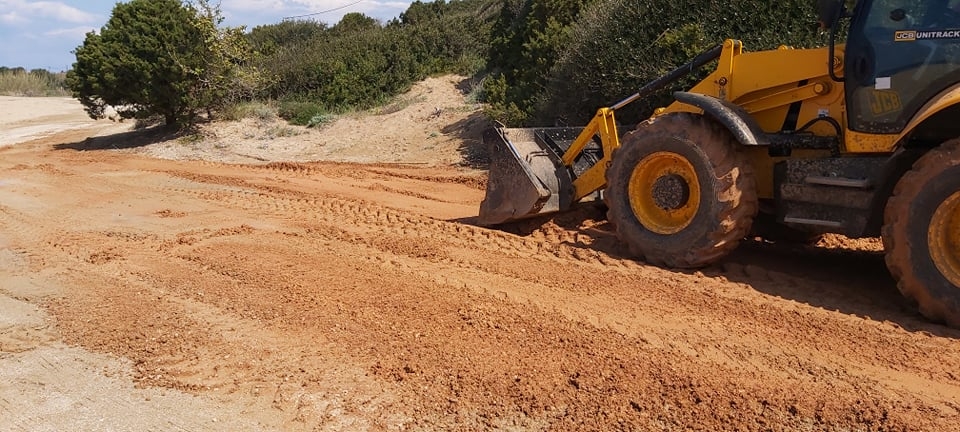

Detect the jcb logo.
xmin=870 ymin=90 xmax=902 ymax=115
xmin=895 ymin=30 xmax=917 ymax=41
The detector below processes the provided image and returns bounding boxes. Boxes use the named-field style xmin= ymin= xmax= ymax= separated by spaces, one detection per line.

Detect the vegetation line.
xmin=0 ymin=68 xmax=69 ymax=97
xmin=4 ymin=0 xmax=825 ymax=130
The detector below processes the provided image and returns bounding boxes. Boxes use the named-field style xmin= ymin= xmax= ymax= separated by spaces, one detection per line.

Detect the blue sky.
xmin=0 ymin=0 xmax=414 ymax=71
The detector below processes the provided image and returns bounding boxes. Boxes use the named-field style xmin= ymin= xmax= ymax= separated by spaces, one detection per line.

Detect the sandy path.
xmin=0 ymin=96 xmax=129 ymax=147
xmin=1 ymin=81 xmax=959 ymax=430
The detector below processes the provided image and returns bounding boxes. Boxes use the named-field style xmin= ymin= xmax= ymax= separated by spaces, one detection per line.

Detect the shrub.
xmin=66 ymin=0 xmax=250 ymax=127
xmin=307 ymin=113 xmax=337 ymax=128
xmin=249 ymin=0 xmax=496 ymax=112
xmin=483 ymin=0 xmax=598 ymax=125
xmin=485 ymin=0 xmax=824 ymax=126
xmin=538 ymin=0 xmax=824 ymax=126
xmin=277 ymin=101 xmax=326 ymax=125
xmin=247 ymin=20 xmax=328 ymax=58
xmin=221 ymin=101 xmax=276 ymax=121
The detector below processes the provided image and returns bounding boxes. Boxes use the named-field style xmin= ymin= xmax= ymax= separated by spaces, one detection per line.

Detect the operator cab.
xmin=822 ymin=0 xmax=960 ymax=137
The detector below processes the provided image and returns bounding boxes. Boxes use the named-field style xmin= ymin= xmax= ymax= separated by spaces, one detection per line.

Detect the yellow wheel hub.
xmin=929 ymin=191 xmax=960 ymax=287
xmin=628 ymin=151 xmax=701 ymax=235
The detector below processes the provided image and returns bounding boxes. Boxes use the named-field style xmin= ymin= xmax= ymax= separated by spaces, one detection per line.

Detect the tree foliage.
xmin=485 ymin=0 xmax=826 ymax=126
xmin=539 ymin=0 xmax=825 ymax=125
xmin=190 ymin=0 xmax=258 ymax=113
xmin=247 ymin=20 xmax=328 ymax=58
xmin=483 ymin=0 xmax=598 ymax=125
xmin=248 ymin=0 xmax=496 ymax=112
xmin=66 ymin=0 xmax=249 ymax=127
xmin=62 ymin=0 xmax=829 ymax=131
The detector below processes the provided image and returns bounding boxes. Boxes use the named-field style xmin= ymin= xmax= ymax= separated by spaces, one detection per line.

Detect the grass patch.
xmin=306 ymin=113 xmax=337 ymax=128
xmin=0 ymin=70 xmax=69 ymax=97
xmin=464 ymin=78 xmax=485 ymax=105
xmin=221 ymin=101 xmax=277 ymax=122
xmin=376 ymin=94 xmax=427 ymax=116
xmin=264 ymin=125 xmax=302 ymax=138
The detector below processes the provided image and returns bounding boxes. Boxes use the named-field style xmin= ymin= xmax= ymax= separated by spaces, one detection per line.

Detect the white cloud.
xmin=44 ymin=25 xmax=96 ymax=38
xmin=0 ymin=0 xmax=98 ymax=25
xmin=0 ymin=11 xmax=28 ymax=24
xmin=227 ymin=0 xmax=290 ymax=12
xmin=291 ymin=0 xmax=376 ymax=14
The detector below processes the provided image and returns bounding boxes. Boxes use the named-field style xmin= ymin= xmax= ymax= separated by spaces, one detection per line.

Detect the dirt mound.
xmin=123 ymin=75 xmax=491 ymax=167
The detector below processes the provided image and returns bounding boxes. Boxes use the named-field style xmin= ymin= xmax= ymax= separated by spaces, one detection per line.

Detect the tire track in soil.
xmin=0 ymin=160 xmax=483 ymax=429
xmin=134 ymin=162 xmax=960 ymax=429
xmin=2 ymin=144 xmax=960 ymax=430
xmin=0 ymin=153 xmax=283 ymax=431
xmin=0 ymin=203 xmax=407 ymax=428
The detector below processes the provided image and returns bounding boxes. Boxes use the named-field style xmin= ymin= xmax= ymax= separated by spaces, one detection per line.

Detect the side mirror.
xmin=817 ymin=0 xmax=843 ymax=29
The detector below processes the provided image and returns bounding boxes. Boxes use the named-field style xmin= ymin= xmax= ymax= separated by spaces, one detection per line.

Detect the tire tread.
xmin=605 ymin=113 xmax=757 ymax=268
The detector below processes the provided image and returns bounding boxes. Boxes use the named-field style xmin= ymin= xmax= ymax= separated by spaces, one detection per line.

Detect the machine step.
xmin=782 ymin=216 xmax=844 ymax=229
xmin=803 ymin=175 xmax=872 ymax=189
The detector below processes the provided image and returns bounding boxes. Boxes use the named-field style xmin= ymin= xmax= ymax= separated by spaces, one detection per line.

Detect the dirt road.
xmin=2 ymin=91 xmax=960 ymax=431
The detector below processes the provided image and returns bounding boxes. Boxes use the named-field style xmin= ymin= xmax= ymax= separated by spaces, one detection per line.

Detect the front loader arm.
xmin=563 ymin=107 xmax=621 ymax=201
xmin=559 ymin=43 xmax=727 ymax=202
xmin=477 ymin=43 xmax=725 ymax=225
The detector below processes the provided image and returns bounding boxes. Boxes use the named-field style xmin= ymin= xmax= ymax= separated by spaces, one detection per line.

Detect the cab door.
xmin=845 ymin=0 xmax=960 ymax=134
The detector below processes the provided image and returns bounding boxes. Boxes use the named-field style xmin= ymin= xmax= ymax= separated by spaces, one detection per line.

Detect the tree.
xmin=483 ymin=0 xmax=597 ymax=125
xmin=400 ymin=0 xmax=445 ymax=24
xmin=250 ymin=0 xmax=494 ymax=105
xmin=536 ymin=0 xmax=823 ymax=126
xmin=331 ymin=13 xmax=380 ymax=34
xmin=247 ymin=20 xmax=327 ymax=58
xmin=66 ymin=0 xmax=221 ymax=127
xmin=191 ymin=0 xmax=258 ymax=113
xmin=480 ymin=0 xmax=824 ymax=126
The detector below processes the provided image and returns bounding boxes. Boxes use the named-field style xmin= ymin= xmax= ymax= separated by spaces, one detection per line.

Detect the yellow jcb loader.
xmin=478 ymin=0 xmax=960 ymax=326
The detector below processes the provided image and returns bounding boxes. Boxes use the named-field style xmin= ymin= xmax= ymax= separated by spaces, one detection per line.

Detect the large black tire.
xmin=883 ymin=140 xmax=960 ymax=326
xmin=605 ymin=113 xmax=758 ymax=268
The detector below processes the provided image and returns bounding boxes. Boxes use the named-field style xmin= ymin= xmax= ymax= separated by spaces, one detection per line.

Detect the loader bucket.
xmin=478 ymin=126 xmax=597 ymax=226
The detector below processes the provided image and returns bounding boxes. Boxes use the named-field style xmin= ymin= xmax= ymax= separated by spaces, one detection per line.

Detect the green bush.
xmin=249 ymin=0 xmax=496 ymax=113
xmin=247 ymin=20 xmax=328 ymax=58
xmin=66 ymin=0 xmax=250 ymax=127
xmin=277 ymin=101 xmax=326 ymax=125
xmin=538 ymin=0 xmax=824 ymax=125
xmin=220 ymin=101 xmax=276 ymax=121
xmin=481 ymin=75 xmax=526 ymax=126
xmin=307 ymin=113 xmax=337 ymax=128
xmin=484 ymin=0 xmax=825 ymax=126
xmin=483 ymin=0 xmax=598 ymax=125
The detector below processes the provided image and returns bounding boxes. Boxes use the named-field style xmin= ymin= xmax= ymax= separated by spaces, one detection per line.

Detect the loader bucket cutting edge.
xmin=477 ymin=127 xmax=581 ymax=226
